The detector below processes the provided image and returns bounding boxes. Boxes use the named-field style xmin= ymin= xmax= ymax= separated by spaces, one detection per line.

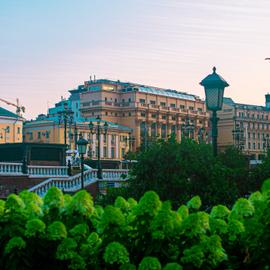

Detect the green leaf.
xmin=25 ymin=218 xmax=46 ymax=237
xmin=210 ymin=205 xmax=230 ymax=219
xmin=138 ymin=257 xmax=162 ymax=270
xmin=56 ymin=237 xmax=78 ymax=260
xmin=103 ymin=242 xmax=129 ymax=265
xmin=4 ymin=236 xmax=26 ymax=254
xmin=47 ymin=221 xmax=67 ymax=240
xmin=187 ymin=196 xmax=202 ymax=210
xmin=163 ymin=262 xmax=183 ymax=270
xmin=66 ymin=190 xmax=94 ymax=218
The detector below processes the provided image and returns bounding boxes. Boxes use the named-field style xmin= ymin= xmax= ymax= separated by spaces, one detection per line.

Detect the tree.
xmin=125 ymin=137 xmax=239 ymax=208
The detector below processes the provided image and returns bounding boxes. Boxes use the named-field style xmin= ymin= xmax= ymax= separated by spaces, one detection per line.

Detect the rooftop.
xmin=0 ymin=107 xmax=20 ymax=119
xmin=223 ymin=97 xmax=269 ymax=111
xmin=85 ymin=79 xmax=198 ymax=101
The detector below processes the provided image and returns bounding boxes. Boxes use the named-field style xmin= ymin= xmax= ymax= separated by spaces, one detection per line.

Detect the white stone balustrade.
xmin=28 ymin=166 xmax=68 ymax=177
xmin=0 ymin=162 xmax=23 ymax=175
xmin=29 ymin=168 xmax=129 ymax=197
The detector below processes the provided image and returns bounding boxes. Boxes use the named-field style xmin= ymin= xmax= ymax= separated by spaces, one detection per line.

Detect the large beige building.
xmin=0 ymin=107 xmax=23 ymax=144
xmin=23 ymin=117 xmax=132 ymax=162
xmin=80 ymin=79 xmax=210 ymax=149
xmin=218 ymin=95 xmax=270 ymax=160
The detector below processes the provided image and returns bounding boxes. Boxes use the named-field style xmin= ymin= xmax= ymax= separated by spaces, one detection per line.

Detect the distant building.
xmin=218 ymin=94 xmax=270 ymax=160
xmin=0 ymin=107 xmax=23 ymax=144
xmin=80 ymin=79 xmax=210 ymax=149
xmin=23 ymin=118 xmax=132 ymax=162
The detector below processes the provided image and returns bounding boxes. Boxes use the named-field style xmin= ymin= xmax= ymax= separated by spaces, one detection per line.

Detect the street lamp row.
xmin=77 ymin=116 xmax=109 ymax=189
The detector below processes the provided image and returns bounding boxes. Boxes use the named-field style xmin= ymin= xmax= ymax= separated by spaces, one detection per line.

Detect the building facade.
xmin=218 ymin=95 xmax=270 ymax=160
xmin=23 ymin=118 xmax=132 ymax=162
xmin=79 ymin=79 xmax=210 ymax=149
xmin=0 ymin=107 xmax=23 ymax=144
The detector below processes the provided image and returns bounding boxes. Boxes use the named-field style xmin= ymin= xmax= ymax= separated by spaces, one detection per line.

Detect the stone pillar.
xmin=115 ymin=135 xmax=119 ymax=159
xmin=92 ymin=134 xmax=96 ymax=158
xmin=108 ymin=134 xmax=112 ymax=158
xmin=100 ymin=134 xmax=104 ymax=158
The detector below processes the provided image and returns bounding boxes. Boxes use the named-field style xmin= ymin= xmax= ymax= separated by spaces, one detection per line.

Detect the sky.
xmin=0 ymin=0 xmax=270 ymax=119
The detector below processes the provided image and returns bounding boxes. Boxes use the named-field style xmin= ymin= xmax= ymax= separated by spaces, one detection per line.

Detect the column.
xmin=115 ymin=135 xmax=119 ymax=159
xmin=100 ymin=134 xmax=104 ymax=158
xmin=108 ymin=134 xmax=112 ymax=158
xmin=92 ymin=134 xmax=96 ymax=158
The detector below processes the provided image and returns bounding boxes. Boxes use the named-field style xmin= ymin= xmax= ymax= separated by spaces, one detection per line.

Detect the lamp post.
xmin=58 ymin=101 xmax=74 ymax=148
xmin=89 ymin=116 xmax=108 ymax=179
xmin=77 ymin=136 xmax=88 ymax=189
xmin=200 ymin=67 xmax=229 ymax=156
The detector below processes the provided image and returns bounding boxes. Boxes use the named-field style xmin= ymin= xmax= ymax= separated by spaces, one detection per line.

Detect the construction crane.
xmin=0 ymin=98 xmax=25 ymax=117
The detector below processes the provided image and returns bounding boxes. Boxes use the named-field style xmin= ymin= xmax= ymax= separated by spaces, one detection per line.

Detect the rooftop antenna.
xmin=94 ymin=75 xmax=96 ymax=82
xmin=90 ymin=75 xmax=92 ymax=82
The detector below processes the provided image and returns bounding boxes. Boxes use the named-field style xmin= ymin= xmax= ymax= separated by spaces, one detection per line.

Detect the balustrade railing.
xmin=28 ymin=166 xmax=68 ymax=177
xmin=0 ymin=162 xmax=22 ymax=175
xmin=29 ymin=168 xmax=129 ymax=197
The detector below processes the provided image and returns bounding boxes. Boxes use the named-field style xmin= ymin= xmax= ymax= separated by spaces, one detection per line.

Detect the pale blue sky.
xmin=1 ymin=0 xmax=270 ymax=118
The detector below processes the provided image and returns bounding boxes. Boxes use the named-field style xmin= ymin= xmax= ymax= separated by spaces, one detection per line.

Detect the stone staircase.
xmin=0 ymin=162 xmax=129 ymax=198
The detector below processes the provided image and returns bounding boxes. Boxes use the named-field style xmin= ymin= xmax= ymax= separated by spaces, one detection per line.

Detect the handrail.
xmin=29 ymin=168 xmax=129 ymax=197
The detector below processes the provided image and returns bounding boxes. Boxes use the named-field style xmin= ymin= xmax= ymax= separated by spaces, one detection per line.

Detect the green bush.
xmin=1 ymin=181 xmax=270 ymax=269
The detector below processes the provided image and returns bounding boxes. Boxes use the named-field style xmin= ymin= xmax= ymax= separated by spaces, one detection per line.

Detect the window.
xmin=17 ymin=127 xmax=21 ymax=134
xmin=46 ymin=131 xmax=50 ymax=139
xmin=171 ymin=116 xmax=176 ymax=120
xmin=170 ymin=103 xmax=176 ymax=108
xmin=123 ymin=113 xmax=125 ymax=117
xmin=258 ymin=143 xmax=261 ymax=150
xmin=248 ymin=142 xmax=251 ymax=149
xmin=115 ymin=113 xmax=118 ymax=116
xmin=115 ymin=98 xmax=117 ymax=102
xmin=150 ymin=100 xmax=156 ymax=105
xmin=160 ymin=102 xmax=166 ymax=107
xmin=258 ymin=133 xmax=260 ymax=139
xmin=151 ymin=114 xmax=156 ymax=118
xmin=189 ymin=106 xmax=194 ymax=111
xmin=111 ymin=148 xmax=115 ymax=158
xmin=121 ymin=148 xmax=125 ymax=158
xmin=29 ymin=132 xmax=33 ymax=140
xmin=180 ymin=105 xmax=185 ymax=109
xmin=141 ymin=112 xmax=146 ymax=117
xmin=128 ymin=112 xmax=131 ymax=116
xmin=105 ymin=112 xmax=108 ymax=116
xmin=162 ymin=115 xmax=166 ymax=120
xmin=111 ymin=135 xmax=116 ymax=145
xmin=253 ymin=133 xmax=255 ymax=139
xmin=198 ymin=108 xmax=203 ymax=112
xmin=253 ymin=143 xmax=256 ymax=149
xmin=38 ymin=132 xmax=41 ymax=139
xmin=105 ymin=97 xmax=107 ymax=101
xmin=103 ymin=135 xmax=107 ymax=143
xmin=103 ymin=147 xmax=107 ymax=158
xmin=6 ymin=126 xmax=10 ymax=133
xmin=139 ymin=99 xmax=145 ymax=104
xmin=122 ymin=99 xmax=125 ymax=103
xmin=128 ymin=98 xmax=131 ymax=102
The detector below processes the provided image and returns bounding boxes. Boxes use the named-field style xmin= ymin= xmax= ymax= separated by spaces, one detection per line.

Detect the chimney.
xmin=266 ymin=93 xmax=270 ymax=109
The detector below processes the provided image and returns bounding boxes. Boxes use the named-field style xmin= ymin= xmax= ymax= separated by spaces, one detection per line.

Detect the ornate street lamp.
xmin=77 ymin=136 xmax=88 ymax=189
xmin=89 ymin=116 xmax=108 ymax=179
xmin=58 ymin=101 xmax=74 ymax=148
xmin=200 ymin=67 xmax=229 ymax=156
